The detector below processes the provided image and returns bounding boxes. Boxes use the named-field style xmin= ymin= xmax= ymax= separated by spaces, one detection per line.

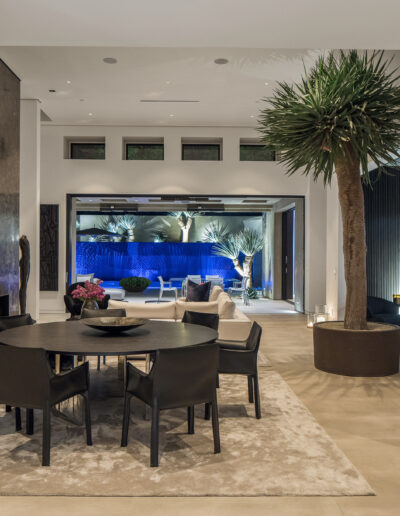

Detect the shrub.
xmin=119 ymin=276 xmax=151 ymax=292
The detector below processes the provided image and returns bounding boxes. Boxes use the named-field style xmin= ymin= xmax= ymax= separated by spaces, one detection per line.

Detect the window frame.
xmin=69 ymin=142 xmax=106 ymax=160
xmin=125 ymin=142 xmax=164 ymax=161
xmin=239 ymin=144 xmax=275 ymax=162
xmin=181 ymin=143 xmax=221 ymax=161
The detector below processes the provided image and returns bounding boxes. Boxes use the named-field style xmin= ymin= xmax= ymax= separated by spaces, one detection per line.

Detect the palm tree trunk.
xmin=243 ymin=256 xmax=254 ymax=287
xmin=335 ymin=146 xmax=367 ymax=330
xmin=232 ymin=258 xmax=244 ymax=277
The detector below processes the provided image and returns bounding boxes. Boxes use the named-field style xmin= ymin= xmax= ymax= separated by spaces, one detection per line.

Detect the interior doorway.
xmin=282 ymin=208 xmax=295 ymax=303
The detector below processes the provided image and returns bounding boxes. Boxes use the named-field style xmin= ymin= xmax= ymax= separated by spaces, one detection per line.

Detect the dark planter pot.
xmin=123 ymin=286 xmax=148 ymax=293
xmin=313 ymin=321 xmax=400 ymax=377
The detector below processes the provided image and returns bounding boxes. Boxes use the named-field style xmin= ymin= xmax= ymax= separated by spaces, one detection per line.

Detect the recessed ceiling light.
xmin=103 ymin=57 xmax=118 ymax=64
xmin=264 ymin=82 xmax=269 ymax=86
xmin=214 ymin=58 xmax=229 ymax=65
xmin=48 ymin=89 xmax=56 ymax=93
xmin=250 ymin=115 xmax=255 ymax=118
xmin=66 ymin=80 xmax=71 ymax=85
xmin=169 ymin=114 xmax=175 ymax=117
xmin=88 ymin=112 xmax=93 ymax=116
xmin=166 ymin=81 xmax=171 ymax=85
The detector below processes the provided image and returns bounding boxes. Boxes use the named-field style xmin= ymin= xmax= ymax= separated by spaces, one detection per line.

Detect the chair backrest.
xmin=187 ymin=275 xmax=201 ymax=284
xmin=182 ymin=310 xmax=219 ymax=330
xmin=367 ymin=296 xmax=398 ymax=316
xmin=158 ymin=276 xmax=165 ymax=287
xmin=246 ymin=321 xmax=262 ymax=351
xmin=206 ymin=275 xmax=220 ymax=280
xmin=0 ymin=313 xmax=35 ymax=332
xmin=0 ymin=344 xmax=52 ymax=408
xmin=150 ymin=343 xmax=219 ymax=410
xmin=66 ymin=282 xmax=85 ymax=296
xmin=81 ymin=308 xmax=126 ymax=319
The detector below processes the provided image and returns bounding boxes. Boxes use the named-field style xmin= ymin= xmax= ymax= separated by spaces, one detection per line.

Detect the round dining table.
xmin=0 ymin=319 xmax=218 ymax=357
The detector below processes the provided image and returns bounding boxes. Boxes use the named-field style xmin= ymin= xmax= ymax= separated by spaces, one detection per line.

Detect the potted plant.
xmin=258 ymin=50 xmax=400 ymax=376
xmin=71 ymin=280 xmax=105 ymax=312
xmin=119 ymin=276 xmax=151 ymax=293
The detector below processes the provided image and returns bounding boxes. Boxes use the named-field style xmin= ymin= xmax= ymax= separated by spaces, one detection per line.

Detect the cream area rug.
xmin=0 ymin=361 xmax=373 ymax=497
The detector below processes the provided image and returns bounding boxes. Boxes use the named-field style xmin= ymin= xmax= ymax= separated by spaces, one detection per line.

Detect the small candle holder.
xmin=393 ymin=294 xmax=400 ymax=306
xmin=314 ymin=312 xmax=329 ymax=324
xmin=307 ymin=313 xmax=315 ymax=328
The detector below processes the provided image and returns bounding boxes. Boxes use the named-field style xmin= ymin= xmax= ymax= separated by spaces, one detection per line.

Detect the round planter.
xmin=313 ymin=321 xmax=400 ymax=377
xmin=123 ymin=286 xmax=148 ymax=293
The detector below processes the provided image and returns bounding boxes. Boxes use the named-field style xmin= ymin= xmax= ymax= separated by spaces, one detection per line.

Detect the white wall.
xmin=40 ymin=124 xmax=326 ymax=313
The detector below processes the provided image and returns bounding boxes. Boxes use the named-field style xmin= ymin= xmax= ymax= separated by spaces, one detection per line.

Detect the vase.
xmin=81 ymin=299 xmax=99 ymax=313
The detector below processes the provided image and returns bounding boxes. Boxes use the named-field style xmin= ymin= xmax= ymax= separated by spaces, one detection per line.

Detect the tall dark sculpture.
xmin=19 ymin=235 xmax=30 ymax=315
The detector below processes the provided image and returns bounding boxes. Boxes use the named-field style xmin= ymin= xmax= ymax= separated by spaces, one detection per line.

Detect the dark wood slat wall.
xmin=40 ymin=204 xmax=59 ymax=291
xmin=363 ymin=168 xmax=400 ymax=301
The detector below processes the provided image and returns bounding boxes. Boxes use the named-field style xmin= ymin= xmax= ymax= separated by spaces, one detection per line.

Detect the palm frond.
xmin=202 ymin=221 xmax=230 ymax=243
xmin=258 ymin=50 xmax=400 ymax=185
xmin=212 ymin=236 xmax=240 ymax=260
xmin=236 ymin=229 xmax=264 ymax=256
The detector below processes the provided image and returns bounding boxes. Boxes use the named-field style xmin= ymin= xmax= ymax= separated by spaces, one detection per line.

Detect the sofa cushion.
xmin=218 ymin=308 xmax=252 ymax=341
xmin=109 ymin=300 xmax=176 ymax=319
xmin=217 ymin=292 xmax=236 ymax=319
xmin=209 ymin=285 xmax=224 ymax=302
xmin=176 ymin=299 xmax=218 ymax=319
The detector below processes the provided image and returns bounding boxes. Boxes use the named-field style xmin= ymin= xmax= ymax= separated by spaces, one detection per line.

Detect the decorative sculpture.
xmin=19 ymin=235 xmax=30 ymax=315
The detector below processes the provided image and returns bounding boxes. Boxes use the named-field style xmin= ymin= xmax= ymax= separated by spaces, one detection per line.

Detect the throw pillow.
xmin=186 ymin=280 xmax=211 ymax=302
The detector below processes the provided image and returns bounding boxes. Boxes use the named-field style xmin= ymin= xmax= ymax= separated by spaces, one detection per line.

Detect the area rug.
xmin=0 ymin=362 xmax=373 ymax=496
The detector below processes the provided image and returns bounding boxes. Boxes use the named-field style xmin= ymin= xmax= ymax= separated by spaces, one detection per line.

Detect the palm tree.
xmin=212 ymin=236 xmax=244 ymax=277
xmin=259 ymin=50 xmax=400 ymax=330
xmin=118 ymin=215 xmax=137 ymax=241
xmin=202 ymin=221 xmax=230 ymax=243
xmin=170 ymin=211 xmax=199 ymax=242
xmin=236 ymin=229 xmax=264 ymax=286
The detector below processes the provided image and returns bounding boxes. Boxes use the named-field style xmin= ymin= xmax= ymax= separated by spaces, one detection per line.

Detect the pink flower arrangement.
xmin=71 ymin=280 xmax=105 ymax=302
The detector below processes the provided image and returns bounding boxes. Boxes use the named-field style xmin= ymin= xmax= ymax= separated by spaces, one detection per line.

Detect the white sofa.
xmin=109 ymin=286 xmax=252 ymax=342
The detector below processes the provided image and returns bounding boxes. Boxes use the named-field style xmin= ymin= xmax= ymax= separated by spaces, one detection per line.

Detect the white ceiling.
xmin=0 ymin=46 xmax=326 ymax=126
xmin=0 ymin=0 xmax=399 ymax=49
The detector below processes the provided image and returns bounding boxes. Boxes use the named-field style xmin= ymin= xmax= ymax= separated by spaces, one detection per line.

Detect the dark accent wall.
xmin=40 ymin=204 xmax=59 ymax=291
xmin=0 ymin=59 xmax=20 ymax=314
xmin=364 ymin=167 xmax=400 ymax=301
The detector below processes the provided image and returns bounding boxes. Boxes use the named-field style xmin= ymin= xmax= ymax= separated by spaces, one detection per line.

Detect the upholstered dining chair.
xmin=121 ymin=343 xmax=221 ymax=467
xmin=0 ymin=344 xmax=92 ymax=466
xmin=205 ymin=321 xmax=263 ymax=420
xmin=64 ymin=282 xmax=110 ymax=320
xmin=0 ymin=314 xmax=35 ymax=418
xmin=182 ymin=310 xmax=219 ymax=331
xmin=81 ymin=308 xmax=127 ymax=370
xmin=157 ymin=276 xmax=177 ymax=302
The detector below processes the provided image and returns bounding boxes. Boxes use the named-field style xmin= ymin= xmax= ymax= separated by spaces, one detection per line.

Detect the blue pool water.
xmin=76 ymin=242 xmax=261 ymax=287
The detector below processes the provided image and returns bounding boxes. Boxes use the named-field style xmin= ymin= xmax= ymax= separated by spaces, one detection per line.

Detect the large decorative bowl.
xmin=81 ymin=317 xmax=146 ymax=334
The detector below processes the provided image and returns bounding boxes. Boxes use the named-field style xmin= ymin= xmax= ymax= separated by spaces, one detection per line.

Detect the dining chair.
xmin=121 ymin=343 xmax=220 ymax=467
xmin=182 ymin=310 xmax=219 ymax=330
xmin=64 ymin=282 xmax=110 ymax=320
xmin=157 ymin=276 xmax=177 ymax=302
xmin=228 ymin=276 xmax=250 ymax=306
xmin=186 ymin=275 xmax=202 ymax=284
xmin=205 ymin=275 xmax=224 ymax=288
xmin=0 ymin=344 xmax=92 ymax=466
xmin=81 ymin=308 xmax=126 ymax=370
xmin=0 ymin=314 xmax=35 ymax=420
xmin=205 ymin=321 xmax=263 ymax=419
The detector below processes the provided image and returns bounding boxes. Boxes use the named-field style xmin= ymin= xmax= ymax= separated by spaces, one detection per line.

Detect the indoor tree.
xmin=236 ymin=229 xmax=264 ymax=287
xmin=258 ymin=50 xmax=400 ymax=330
xmin=202 ymin=221 xmax=229 ymax=243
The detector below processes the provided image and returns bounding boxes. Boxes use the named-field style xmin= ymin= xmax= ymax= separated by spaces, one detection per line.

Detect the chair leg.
xmin=103 ymin=355 xmax=106 ymax=365
xmin=158 ymin=288 xmax=163 ymax=302
xmin=121 ymin=394 xmax=132 ymax=447
xmin=26 ymin=408 xmax=34 ymax=435
xmin=216 ymin=374 xmax=220 ymax=388
xmin=253 ymin=373 xmax=261 ymax=419
xmin=5 ymin=405 xmax=11 ymax=412
xmin=82 ymin=394 xmax=93 ymax=446
xmin=150 ymin=400 xmax=159 ymax=467
xmin=211 ymin=392 xmax=221 ymax=454
xmin=248 ymin=376 xmax=254 ymax=403
xmin=15 ymin=407 xmax=22 ymax=431
xmin=187 ymin=406 xmax=194 ymax=434
xmin=204 ymin=402 xmax=210 ymax=420
xmin=42 ymin=402 xmax=51 ymax=466
xmin=97 ymin=356 xmax=101 ymax=371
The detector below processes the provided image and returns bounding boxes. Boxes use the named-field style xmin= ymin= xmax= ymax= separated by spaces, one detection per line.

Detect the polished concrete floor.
xmin=2 ymin=313 xmax=400 ymax=515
